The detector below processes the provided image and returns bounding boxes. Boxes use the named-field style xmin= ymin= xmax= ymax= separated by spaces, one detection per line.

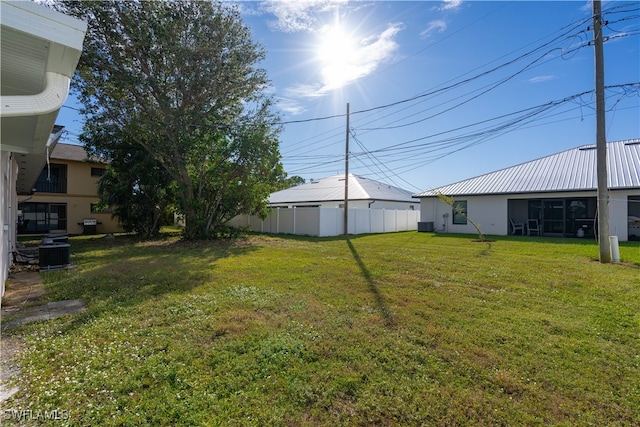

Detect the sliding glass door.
xmin=19 ymin=203 xmax=67 ymax=234
xmin=526 ymin=198 xmax=595 ymax=237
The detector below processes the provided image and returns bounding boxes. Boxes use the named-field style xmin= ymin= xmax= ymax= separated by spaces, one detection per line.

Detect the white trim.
xmin=0 ymin=72 xmax=70 ymax=117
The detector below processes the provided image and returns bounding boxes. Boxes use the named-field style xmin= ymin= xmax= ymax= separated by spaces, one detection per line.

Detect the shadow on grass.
xmin=346 ymin=239 xmax=396 ymax=327
xmin=39 ymin=233 xmax=259 ymax=331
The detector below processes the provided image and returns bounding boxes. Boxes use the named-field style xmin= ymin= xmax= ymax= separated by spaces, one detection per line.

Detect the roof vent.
xmin=624 ymin=140 xmax=640 ymax=146
xmin=578 ymin=145 xmax=597 ymax=151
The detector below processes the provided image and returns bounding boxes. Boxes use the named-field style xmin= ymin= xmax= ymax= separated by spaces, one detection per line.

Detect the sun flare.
xmin=316 ymin=24 xmax=361 ymax=91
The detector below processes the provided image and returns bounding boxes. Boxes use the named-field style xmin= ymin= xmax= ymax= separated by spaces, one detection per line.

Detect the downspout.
xmin=45 ymin=126 xmax=65 ymax=181
xmin=0 ymin=72 xmax=70 ymax=117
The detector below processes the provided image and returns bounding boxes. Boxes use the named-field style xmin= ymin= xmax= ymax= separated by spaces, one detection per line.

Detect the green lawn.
xmin=4 ymin=232 xmax=640 ymax=426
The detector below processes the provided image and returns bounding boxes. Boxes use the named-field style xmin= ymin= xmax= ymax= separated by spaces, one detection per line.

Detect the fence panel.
xmin=319 ymin=208 xmax=342 ymax=237
xmin=295 ymin=208 xmax=321 ymax=236
xmin=230 ymin=207 xmax=418 ymax=237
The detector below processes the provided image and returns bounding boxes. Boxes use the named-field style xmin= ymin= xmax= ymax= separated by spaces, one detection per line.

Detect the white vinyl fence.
xmin=229 ymin=207 xmax=420 ymax=237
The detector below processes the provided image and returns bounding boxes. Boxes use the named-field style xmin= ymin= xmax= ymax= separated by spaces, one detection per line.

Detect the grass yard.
xmin=3 ymin=231 xmax=640 ymax=426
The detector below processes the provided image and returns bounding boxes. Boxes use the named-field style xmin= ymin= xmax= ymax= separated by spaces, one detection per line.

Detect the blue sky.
xmin=57 ymin=0 xmax=640 ymax=193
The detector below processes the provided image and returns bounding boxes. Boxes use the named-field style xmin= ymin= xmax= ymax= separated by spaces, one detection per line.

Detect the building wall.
xmin=419 ymin=190 xmax=639 ymax=241
xmin=419 ymin=195 xmax=507 ymax=235
xmin=20 ymin=159 xmax=122 ymax=235
xmin=611 ymin=190 xmax=639 ymax=239
xmin=1 ymin=152 xmax=18 ymax=294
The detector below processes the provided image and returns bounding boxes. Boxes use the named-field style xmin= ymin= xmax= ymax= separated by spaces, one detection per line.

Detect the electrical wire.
xmin=278 ymin=5 xmax=637 ymax=164
xmin=286 ymin=83 xmax=639 ymax=183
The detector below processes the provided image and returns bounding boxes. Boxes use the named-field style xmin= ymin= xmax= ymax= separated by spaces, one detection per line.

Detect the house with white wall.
xmin=413 ymin=139 xmax=640 ymax=241
xmin=229 ymin=174 xmax=420 ymax=236
xmin=1 ymin=1 xmax=87 ymax=295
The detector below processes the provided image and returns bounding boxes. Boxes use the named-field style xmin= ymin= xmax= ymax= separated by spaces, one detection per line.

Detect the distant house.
xmin=17 ymin=143 xmax=123 ymax=236
xmin=269 ymin=174 xmax=420 ymax=210
xmin=229 ymin=174 xmax=420 ymax=236
xmin=1 ymin=1 xmax=87 ymax=295
xmin=413 ymin=139 xmax=640 ymax=241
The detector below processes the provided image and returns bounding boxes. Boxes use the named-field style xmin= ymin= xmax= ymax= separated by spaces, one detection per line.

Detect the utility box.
xmin=418 ymin=221 xmax=435 ymax=232
xmin=44 ymin=234 xmax=69 ymax=244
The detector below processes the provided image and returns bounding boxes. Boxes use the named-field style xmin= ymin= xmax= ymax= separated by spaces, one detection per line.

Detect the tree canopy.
xmin=61 ymin=0 xmax=285 ymax=239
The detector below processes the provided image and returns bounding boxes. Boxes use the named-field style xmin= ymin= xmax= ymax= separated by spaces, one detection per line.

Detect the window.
xmin=34 ymin=164 xmax=67 ymax=193
xmin=18 ymin=203 xmax=67 ymax=233
xmin=91 ymin=202 xmax=111 ymax=213
xmin=452 ymin=200 xmax=467 ymax=225
xmin=91 ymin=167 xmax=106 ymax=177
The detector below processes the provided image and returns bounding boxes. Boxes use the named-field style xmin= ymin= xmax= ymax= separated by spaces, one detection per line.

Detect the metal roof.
xmin=414 ymin=139 xmax=640 ymax=198
xmin=270 ymin=174 xmax=418 ymax=204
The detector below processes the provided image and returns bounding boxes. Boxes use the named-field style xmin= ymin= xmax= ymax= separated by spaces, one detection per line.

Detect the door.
xmin=543 ymin=199 xmax=564 ymax=235
xmin=49 ymin=204 xmax=67 ymax=231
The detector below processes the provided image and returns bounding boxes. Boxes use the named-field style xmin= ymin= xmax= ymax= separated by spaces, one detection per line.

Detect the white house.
xmin=1 ymin=1 xmax=87 ymax=295
xmin=269 ymin=174 xmax=420 ymax=210
xmin=413 ymin=139 xmax=640 ymax=241
xmin=229 ymin=174 xmax=420 ymax=236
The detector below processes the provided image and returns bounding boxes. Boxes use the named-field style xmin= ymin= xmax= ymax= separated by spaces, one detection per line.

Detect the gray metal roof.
xmin=414 ymin=139 xmax=640 ymax=198
xmin=270 ymin=174 xmax=417 ymax=204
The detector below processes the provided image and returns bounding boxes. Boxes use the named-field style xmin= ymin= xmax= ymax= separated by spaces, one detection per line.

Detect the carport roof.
xmin=414 ymin=139 xmax=640 ymax=198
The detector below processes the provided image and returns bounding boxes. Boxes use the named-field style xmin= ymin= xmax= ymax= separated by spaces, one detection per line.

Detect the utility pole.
xmin=593 ymin=0 xmax=611 ymax=263
xmin=343 ymin=103 xmax=350 ymax=236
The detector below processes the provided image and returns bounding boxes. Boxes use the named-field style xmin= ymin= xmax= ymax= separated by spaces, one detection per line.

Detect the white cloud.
xmin=529 ymin=75 xmax=556 ymax=84
xmin=284 ymin=83 xmax=327 ymax=99
xmin=260 ymin=0 xmax=348 ymax=33
xmin=580 ymin=1 xmax=592 ymax=14
xmin=324 ymin=22 xmax=402 ymax=90
xmin=420 ymin=20 xmax=447 ymax=38
xmin=284 ymin=22 xmax=403 ymax=98
xmin=275 ymin=97 xmax=307 ymax=115
xmin=441 ymin=0 xmax=463 ymax=11
xmin=259 ymin=1 xmax=402 ymax=102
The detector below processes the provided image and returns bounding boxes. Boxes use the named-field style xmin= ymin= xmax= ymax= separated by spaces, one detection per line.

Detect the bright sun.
xmin=316 ymin=24 xmax=361 ymax=91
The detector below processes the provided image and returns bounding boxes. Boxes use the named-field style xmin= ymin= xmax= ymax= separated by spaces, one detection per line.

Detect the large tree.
xmin=85 ymin=127 xmax=175 ymax=238
xmin=61 ymin=0 xmax=285 ymax=239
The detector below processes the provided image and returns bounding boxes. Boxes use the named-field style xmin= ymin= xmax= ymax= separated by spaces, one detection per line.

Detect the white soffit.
xmin=0 ymin=1 xmax=87 ymax=193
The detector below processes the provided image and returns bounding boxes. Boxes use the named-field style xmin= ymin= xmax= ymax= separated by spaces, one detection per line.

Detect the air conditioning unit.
xmin=417 ymin=221 xmax=434 ymax=232
xmin=39 ymin=243 xmax=71 ymax=271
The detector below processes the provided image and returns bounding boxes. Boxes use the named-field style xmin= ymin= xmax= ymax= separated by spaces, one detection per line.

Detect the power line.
xmin=277 ymin=12 xmax=596 ymax=127
xmin=285 ymin=83 xmax=639 ymax=181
